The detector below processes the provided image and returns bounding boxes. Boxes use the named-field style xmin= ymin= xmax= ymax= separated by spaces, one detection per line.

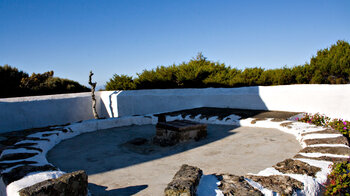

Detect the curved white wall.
xmin=101 ymin=84 xmax=350 ymax=120
xmin=0 ymin=93 xmax=95 ymax=133
xmin=259 ymin=84 xmax=350 ymax=120
xmin=1 ymin=84 xmax=350 ymax=133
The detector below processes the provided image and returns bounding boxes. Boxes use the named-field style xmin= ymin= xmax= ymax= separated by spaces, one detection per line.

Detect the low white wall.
xmin=101 ymin=84 xmax=350 ymax=120
xmin=1 ymin=84 xmax=349 ymax=133
xmin=104 ymin=87 xmax=268 ymax=116
xmin=259 ymin=84 xmax=350 ymax=120
xmin=0 ymin=93 xmax=95 ymax=133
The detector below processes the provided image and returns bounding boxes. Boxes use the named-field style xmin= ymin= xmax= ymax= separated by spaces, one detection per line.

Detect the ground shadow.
xmin=47 ymin=124 xmax=238 ymax=175
xmin=97 ymin=86 xmax=269 ymax=118
xmin=88 ymin=183 xmax=148 ymax=196
xmin=47 ymin=106 xmax=299 ymax=176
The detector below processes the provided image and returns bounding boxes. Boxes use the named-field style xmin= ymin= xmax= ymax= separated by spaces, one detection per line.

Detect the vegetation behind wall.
xmin=106 ymin=40 xmax=350 ymax=90
xmin=0 ymin=66 xmax=90 ymax=98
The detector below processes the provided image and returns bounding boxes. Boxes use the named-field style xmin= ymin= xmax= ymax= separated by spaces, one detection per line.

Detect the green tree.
xmin=105 ymin=74 xmax=136 ymax=90
xmin=0 ymin=65 xmax=89 ymax=98
xmin=309 ymin=40 xmax=350 ymax=84
xmin=105 ymin=40 xmax=350 ymax=90
xmin=0 ymin=65 xmax=28 ymax=98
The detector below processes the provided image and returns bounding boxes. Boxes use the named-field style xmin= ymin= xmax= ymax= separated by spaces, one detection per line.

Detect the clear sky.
xmin=1 ymin=0 xmax=349 ymax=88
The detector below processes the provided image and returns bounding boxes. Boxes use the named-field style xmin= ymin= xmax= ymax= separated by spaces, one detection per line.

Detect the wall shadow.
xmin=98 ymin=91 xmax=121 ymax=118
xmin=47 ymin=124 xmax=238 ymax=175
xmin=88 ymin=183 xmax=148 ymax=195
xmin=97 ymin=86 xmax=269 ymax=118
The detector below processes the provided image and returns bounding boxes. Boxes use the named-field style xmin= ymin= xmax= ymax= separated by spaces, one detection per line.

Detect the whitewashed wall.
xmin=102 ymin=87 xmax=268 ymax=117
xmin=102 ymin=84 xmax=350 ymax=121
xmin=0 ymin=92 xmax=95 ymax=132
xmin=1 ymin=84 xmax=350 ymax=133
xmin=259 ymin=85 xmax=350 ymax=120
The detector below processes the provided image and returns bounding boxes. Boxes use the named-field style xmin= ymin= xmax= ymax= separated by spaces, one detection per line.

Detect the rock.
xmin=273 ymin=159 xmax=321 ymax=177
xmin=304 ymin=137 xmax=349 ymax=146
xmin=250 ymin=118 xmax=267 ymax=124
xmin=300 ymin=147 xmax=350 ymax=156
xmin=0 ymin=160 xmax=37 ymax=171
xmin=217 ymin=174 xmax=263 ymax=196
xmin=42 ymin=133 xmax=59 ymax=137
xmin=19 ymin=170 xmax=88 ymax=196
xmin=301 ymin=128 xmax=340 ymax=136
xmin=280 ymin=122 xmax=293 ymax=128
xmin=245 ymin=175 xmax=303 ymax=196
xmin=294 ymin=154 xmax=349 ymax=163
xmin=7 ymin=146 xmax=43 ymax=152
xmin=165 ymin=164 xmax=203 ymax=196
xmin=1 ymin=165 xmax=57 ymax=185
xmin=25 ymin=137 xmax=50 ymax=141
xmin=12 ymin=143 xmax=39 ymax=148
xmin=0 ymin=153 xmax=38 ymax=161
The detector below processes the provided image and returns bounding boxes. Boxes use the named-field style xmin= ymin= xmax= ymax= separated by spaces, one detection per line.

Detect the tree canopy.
xmin=0 ymin=65 xmax=90 ymax=98
xmin=106 ymin=40 xmax=350 ymax=90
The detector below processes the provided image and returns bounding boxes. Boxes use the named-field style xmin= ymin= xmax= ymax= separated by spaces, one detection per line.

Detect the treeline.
xmin=106 ymin=40 xmax=350 ymax=90
xmin=0 ymin=65 xmax=90 ymax=98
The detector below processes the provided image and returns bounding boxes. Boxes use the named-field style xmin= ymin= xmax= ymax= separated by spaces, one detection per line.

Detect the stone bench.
xmin=154 ymin=120 xmax=207 ymax=146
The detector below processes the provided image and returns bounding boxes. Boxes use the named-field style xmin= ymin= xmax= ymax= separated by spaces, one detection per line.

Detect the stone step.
xmin=165 ymin=164 xmax=202 ymax=196
xmin=273 ymin=158 xmax=321 ymax=177
xmin=245 ymin=175 xmax=304 ymax=196
xmin=217 ymin=174 xmax=263 ymax=196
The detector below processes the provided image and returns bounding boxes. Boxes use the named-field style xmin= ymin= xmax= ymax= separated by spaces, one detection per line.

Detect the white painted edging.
xmin=156 ymin=115 xmax=347 ymax=196
xmin=1 ymin=114 xmax=348 ymax=196
xmin=1 ymin=116 xmax=153 ymax=196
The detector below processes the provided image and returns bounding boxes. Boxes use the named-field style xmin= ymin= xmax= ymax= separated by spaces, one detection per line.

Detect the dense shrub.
xmin=297 ymin=114 xmax=350 ymax=195
xmin=297 ymin=113 xmax=331 ymax=127
xmin=106 ymin=74 xmax=136 ymax=90
xmin=328 ymin=119 xmax=350 ymax=139
xmin=0 ymin=65 xmax=90 ymax=98
xmin=297 ymin=113 xmax=349 ymax=139
xmin=0 ymin=65 xmax=28 ymax=98
xmin=106 ymin=40 xmax=350 ymax=90
xmin=324 ymin=161 xmax=350 ymax=196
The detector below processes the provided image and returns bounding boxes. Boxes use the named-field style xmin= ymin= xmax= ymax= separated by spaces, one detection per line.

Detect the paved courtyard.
xmin=47 ymin=124 xmax=301 ymax=195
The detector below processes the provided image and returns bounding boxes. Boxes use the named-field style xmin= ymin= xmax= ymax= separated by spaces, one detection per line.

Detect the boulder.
xmin=294 ymin=154 xmax=349 ymax=163
xmin=273 ymin=158 xmax=321 ymax=177
xmin=2 ymin=165 xmax=57 ymax=185
xmin=217 ymin=174 xmax=263 ymax=196
xmin=304 ymin=137 xmax=349 ymax=146
xmin=19 ymin=170 xmax=88 ymax=196
xmin=300 ymin=146 xmax=350 ymax=156
xmin=245 ymin=175 xmax=304 ymax=196
xmin=165 ymin=164 xmax=202 ymax=196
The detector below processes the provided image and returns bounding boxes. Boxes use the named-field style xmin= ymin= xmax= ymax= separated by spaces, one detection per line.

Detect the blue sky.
xmin=1 ymin=0 xmax=349 ymax=87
